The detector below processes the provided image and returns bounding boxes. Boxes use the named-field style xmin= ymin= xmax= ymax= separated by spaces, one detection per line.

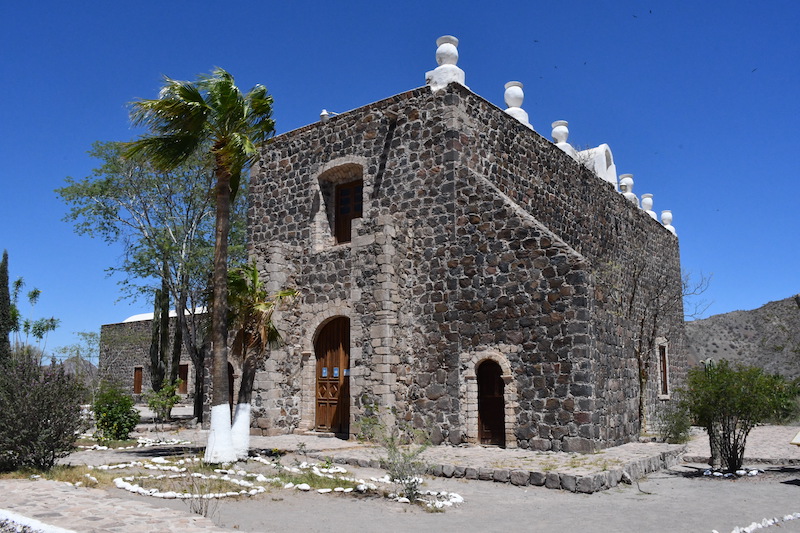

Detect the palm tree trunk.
xmin=204 ymin=164 xmax=236 ymax=463
xmin=231 ymin=351 xmax=259 ymax=459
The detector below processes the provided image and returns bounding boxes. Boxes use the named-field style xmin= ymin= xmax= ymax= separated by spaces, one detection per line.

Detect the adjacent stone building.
xmin=99 ymin=312 xmax=195 ymax=401
xmin=243 ymin=37 xmax=687 ymax=452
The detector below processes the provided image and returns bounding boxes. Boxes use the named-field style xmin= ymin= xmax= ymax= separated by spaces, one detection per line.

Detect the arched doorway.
xmin=478 ymin=360 xmax=505 ymax=447
xmin=314 ymin=317 xmax=350 ymax=436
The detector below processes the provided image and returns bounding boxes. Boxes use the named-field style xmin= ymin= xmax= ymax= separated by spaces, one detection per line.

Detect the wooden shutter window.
xmin=334 ymin=180 xmax=363 ymax=243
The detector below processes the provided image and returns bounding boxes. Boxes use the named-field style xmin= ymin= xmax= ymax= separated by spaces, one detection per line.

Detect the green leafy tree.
xmin=684 ymin=359 xmax=798 ymax=472
xmin=0 ymin=250 xmax=11 ymax=359
xmin=57 ymin=141 xmax=248 ymax=422
xmin=227 ymin=262 xmax=295 ymax=458
xmin=126 ymin=68 xmax=276 ymax=463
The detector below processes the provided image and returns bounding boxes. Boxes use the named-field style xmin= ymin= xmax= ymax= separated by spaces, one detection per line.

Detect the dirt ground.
xmin=104 ymin=450 xmax=800 ymax=533
xmin=7 ymin=418 xmax=799 ymax=533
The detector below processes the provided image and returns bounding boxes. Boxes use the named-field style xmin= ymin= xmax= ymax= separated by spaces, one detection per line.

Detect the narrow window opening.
xmin=658 ymin=344 xmax=669 ymax=397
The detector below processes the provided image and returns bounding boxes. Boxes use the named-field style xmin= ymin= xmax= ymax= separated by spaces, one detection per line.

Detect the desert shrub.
xmin=146 ymin=379 xmax=182 ymax=422
xmin=354 ymin=403 xmax=429 ymax=500
xmin=383 ymin=426 xmax=429 ymax=501
xmin=0 ymin=355 xmax=88 ymax=471
xmin=353 ymin=398 xmax=383 ymax=443
xmin=652 ymin=394 xmax=692 ymax=444
xmin=93 ymin=382 xmax=140 ymax=441
xmin=683 ymin=359 xmax=799 ymax=472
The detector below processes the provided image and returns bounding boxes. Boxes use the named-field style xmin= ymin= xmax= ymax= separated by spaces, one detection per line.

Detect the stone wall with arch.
xmin=459 ymin=346 xmax=520 ymax=448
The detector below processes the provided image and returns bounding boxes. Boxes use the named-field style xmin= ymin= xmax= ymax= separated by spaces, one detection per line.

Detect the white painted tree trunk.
xmin=231 ymin=403 xmax=252 ymax=460
xmin=204 ymin=403 xmax=237 ymax=463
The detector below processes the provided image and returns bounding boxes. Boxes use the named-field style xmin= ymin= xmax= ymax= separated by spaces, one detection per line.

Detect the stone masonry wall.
xmin=447 ymin=85 xmax=686 ymax=447
xmin=246 ymin=83 xmax=686 ymax=451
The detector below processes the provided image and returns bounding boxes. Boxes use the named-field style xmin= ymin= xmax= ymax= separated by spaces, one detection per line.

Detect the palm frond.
xmin=123 ymin=135 xmax=203 ymax=170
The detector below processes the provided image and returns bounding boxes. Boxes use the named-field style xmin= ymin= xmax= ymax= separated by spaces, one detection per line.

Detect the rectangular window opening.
xmin=334 ymin=179 xmax=363 ymax=243
xmin=658 ymin=344 xmax=669 ymax=397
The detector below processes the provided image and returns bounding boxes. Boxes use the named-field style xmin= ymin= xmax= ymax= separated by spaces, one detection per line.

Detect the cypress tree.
xmin=0 ymin=250 xmax=11 ymax=358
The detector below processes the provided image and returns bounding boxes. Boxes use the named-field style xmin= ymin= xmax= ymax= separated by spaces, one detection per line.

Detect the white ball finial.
xmin=619 ymin=174 xmax=639 ymax=207
xmin=435 ymin=35 xmax=459 ymax=66
xmin=551 ymin=120 xmax=569 ymax=144
xmin=504 ymin=81 xmax=524 ymax=108
xmin=641 ymin=193 xmax=657 ymax=220
xmin=661 ymin=210 xmax=676 ymax=235
xmin=503 ymin=81 xmax=531 ymax=129
xmin=426 ymin=35 xmax=467 ymax=92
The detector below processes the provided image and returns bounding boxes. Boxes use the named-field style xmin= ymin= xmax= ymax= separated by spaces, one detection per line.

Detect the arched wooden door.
xmin=314 ymin=317 xmax=350 ymax=435
xmin=478 ymin=360 xmax=505 ymax=447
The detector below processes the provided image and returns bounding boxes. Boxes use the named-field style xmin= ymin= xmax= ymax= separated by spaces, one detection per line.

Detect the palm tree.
xmin=228 ymin=262 xmax=296 ymax=458
xmin=127 ymin=68 xmax=275 ymax=463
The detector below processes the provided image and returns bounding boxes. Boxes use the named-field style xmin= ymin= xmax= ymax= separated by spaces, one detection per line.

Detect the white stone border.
xmin=0 ymin=509 xmax=78 ymax=533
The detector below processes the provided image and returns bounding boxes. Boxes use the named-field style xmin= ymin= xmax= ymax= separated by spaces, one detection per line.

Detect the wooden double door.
xmin=314 ymin=317 xmax=350 ymax=435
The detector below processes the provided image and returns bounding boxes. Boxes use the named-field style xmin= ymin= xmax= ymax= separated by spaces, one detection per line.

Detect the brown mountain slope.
xmin=685 ymin=295 xmax=800 ymax=378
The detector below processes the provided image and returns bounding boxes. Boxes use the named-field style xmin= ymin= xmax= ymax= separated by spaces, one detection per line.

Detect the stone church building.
xmin=243 ymin=36 xmax=687 ymax=452
xmin=100 ymin=36 xmax=686 ymax=453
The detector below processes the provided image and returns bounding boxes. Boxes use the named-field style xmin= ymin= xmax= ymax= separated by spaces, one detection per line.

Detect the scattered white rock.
xmin=296 ymin=484 xmax=311 ymax=491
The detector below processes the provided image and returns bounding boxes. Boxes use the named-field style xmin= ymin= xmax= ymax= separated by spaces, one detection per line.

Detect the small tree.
xmin=683 ymin=359 xmax=798 ymax=472
xmin=8 ymin=277 xmax=60 ymax=360
xmin=146 ymin=379 xmax=182 ymax=423
xmin=227 ymin=262 xmax=296 ymax=459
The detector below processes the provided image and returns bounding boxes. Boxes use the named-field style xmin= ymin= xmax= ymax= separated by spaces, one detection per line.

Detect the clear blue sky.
xmin=1 ymin=0 xmax=798 ymax=354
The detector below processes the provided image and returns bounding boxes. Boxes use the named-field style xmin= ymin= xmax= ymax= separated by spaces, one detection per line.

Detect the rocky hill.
xmin=685 ymin=295 xmax=800 ymax=378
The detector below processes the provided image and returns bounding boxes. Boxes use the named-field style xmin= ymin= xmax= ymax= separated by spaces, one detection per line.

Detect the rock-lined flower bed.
xmin=88 ymin=453 xmax=463 ymax=510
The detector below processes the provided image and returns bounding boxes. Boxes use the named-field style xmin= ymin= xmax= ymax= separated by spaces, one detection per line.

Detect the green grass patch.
xmin=273 ymin=470 xmax=358 ymax=490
